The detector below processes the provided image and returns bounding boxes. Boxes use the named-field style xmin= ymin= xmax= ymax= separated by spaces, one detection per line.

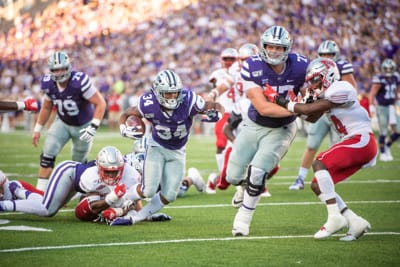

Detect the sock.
xmin=315 ymin=170 xmax=335 ymax=202
xmin=134 ymin=192 xmax=165 ymax=222
xmin=335 ymin=193 xmax=347 ymax=211
xmin=326 ymin=203 xmax=341 ymax=217
xmin=216 ymin=153 xmax=224 ymax=172
xmin=36 ymin=178 xmax=49 ymax=192
xmin=298 ymin=167 xmax=309 ymax=180
xmin=242 ymin=190 xmax=261 ymax=211
xmin=342 ymin=208 xmax=358 ymax=221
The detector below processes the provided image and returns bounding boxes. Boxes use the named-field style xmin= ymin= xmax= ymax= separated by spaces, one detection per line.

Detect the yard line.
xmin=1 ymin=200 xmax=399 ymax=216
xmin=1 ymin=232 xmax=399 ymax=253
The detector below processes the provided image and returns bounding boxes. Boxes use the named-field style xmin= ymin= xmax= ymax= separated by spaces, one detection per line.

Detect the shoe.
xmin=289 ymin=177 xmax=304 ymax=190
xmin=206 ymin=173 xmax=217 ymax=194
xmin=385 ymin=146 xmax=393 ymax=161
xmin=231 ymin=185 xmax=244 ymax=208
xmin=260 ymin=188 xmax=271 ymax=198
xmin=379 ymin=153 xmax=392 ymax=162
xmin=109 ymin=217 xmax=133 ymax=226
xmin=8 ymin=181 xmax=22 ymax=200
xmin=187 ymin=167 xmax=205 ymax=192
xmin=340 ymin=216 xmax=371 ymax=241
xmin=314 ymin=214 xmax=347 ymax=239
xmin=216 ymin=175 xmax=230 ymax=190
xmin=232 ymin=208 xmax=253 ymax=236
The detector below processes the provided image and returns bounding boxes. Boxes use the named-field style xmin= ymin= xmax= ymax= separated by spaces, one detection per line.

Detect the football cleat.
xmin=232 ymin=208 xmax=253 ymax=236
xmin=340 ymin=216 xmax=371 ymax=242
xmin=109 ymin=217 xmax=133 ymax=226
xmin=205 ymin=173 xmax=217 ymax=194
xmin=231 ymin=185 xmax=244 ymax=208
xmin=8 ymin=181 xmax=22 ymax=200
xmin=187 ymin=167 xmax=206 ymax=192
xmin=314 ymin=214 xmax=347 ymax=239
xmin=289 ymin=177 xmax=304 ymax=190
xmin=260 ymin=188 xmax=271 ymax=198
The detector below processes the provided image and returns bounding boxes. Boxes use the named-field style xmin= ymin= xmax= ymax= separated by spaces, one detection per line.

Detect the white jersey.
xmin=325 ymin=81 xmax=372 ymax=139
xmin=209 ymin=68 xmax=235 ymax=113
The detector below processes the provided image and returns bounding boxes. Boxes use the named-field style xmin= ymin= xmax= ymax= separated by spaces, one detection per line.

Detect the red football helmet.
xmin=220 ymin=48 xmax=238 ymax=69
xmin=96 ymin=146 xmax=124 ymax=186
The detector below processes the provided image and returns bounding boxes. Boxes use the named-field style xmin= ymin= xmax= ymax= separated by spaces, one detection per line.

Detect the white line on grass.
xmin=0 ymin=200 xmax=399 ymax=215
xmin=1 ymin=232 xmax=399 ymax=253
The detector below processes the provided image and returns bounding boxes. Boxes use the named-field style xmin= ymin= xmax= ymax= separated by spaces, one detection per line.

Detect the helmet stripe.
xmin=165 ymin=70 xmax=176 ymax=87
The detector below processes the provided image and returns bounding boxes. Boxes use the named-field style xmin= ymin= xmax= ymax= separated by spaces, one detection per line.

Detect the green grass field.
xmin=0 ymin=128 xmax=399 ymax=267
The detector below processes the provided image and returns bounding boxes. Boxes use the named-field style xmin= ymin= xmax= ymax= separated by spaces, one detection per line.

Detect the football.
xmin=125 ymin=115 xmax=145 ymax=134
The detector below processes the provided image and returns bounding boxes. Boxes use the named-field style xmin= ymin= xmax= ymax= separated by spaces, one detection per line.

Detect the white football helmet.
xmin=317 ymin=40 xmax=340 ymax=62
xmin=260 ymin=26 xmax=292 ymax=65
xmin=238 ymin=43 xmax=259 ymax=62
xmin=124 ymin=152 xmax=144 ymax=175
xmin=220 ymin=48 xmax=238 ymax=68
xmin=305 ymin=58 xmax=340 ymax=97
xmin=380 ymin=58 xmax=396 ymax=77
xmin=48 ymin=51 xmax=72 ymax=83
xmin=152 ymin=69 xmax=183 ymax=110
xmin=96 ymin=146 xmax=124 ymax=186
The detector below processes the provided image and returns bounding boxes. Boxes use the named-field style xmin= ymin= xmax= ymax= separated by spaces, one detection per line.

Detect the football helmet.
xmin=220 ymin=48 xmax=238 ymax=68
xmin=123 ymin=152 xmax=145 ymax=175
xmin=238 ymin=43 xmax=259 ymax=62
xmin=305 ymin=58 xmax=340 ymax=97
xmin=47 ymin=51 xmax=72 ymax=83
xmin=260 ymin=26 xmax=292 ymax=65
xmin=317 ymin=40 xmax=340 ymax=62
xmin=152 ymin=69 xmax=183 ymax=110
xmin=96 ymin=146 xmax=124 ymax=186
xmin=380 ymin=58 xmax=396 ymax=77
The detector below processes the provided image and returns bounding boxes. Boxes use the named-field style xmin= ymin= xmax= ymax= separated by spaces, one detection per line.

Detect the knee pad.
xmin=246 ymin=166 xmax=267 ymax=196
xmin=40 ymin=153 xmax=56 ymax=168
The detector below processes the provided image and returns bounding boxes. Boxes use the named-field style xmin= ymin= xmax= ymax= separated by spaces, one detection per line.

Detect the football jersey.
xmin=77 ymin=161 xmax=140 ymax=197
xmin=371 ymin=73 xmax=400 ymax=106
xmin=40 ymin=71 xmax=97 ymax=126
xmin=210 ymin=68 xmax=235 ymax=113
xmin=241 ymin=53 xmax=309 ymax=128
xmin=138 ymin=89 xmax=206 ymax=150
xmin=325 ymin=81 xmax=372 ymax=139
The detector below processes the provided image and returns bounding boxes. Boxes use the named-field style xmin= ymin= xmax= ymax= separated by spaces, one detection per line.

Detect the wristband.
xmin=91 ymin=118 xmax=101 ymax=128
xmin=34 ymin=123 xmax=43 ymax=132
xmin=287 ymin=101 xmax=296 ymax=113
xmin=16 ymin=101 xmax=25 ymax=111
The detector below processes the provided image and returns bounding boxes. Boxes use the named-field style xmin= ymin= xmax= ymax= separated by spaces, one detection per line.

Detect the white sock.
xmin=242 ymin=190 xmax=261 ymax=210
xmin=335 ymin=193 xmax=347 ymax=211
xmin=216 ymin=153 xmax=224 ymax=172
xmin=36 ymin=178 xmax=49 ymax=192
xmin=298 ymin=167 xmax=309 ymax=180
xmin=134 ymin=192 xmax=164 ymax=222
xmin=315 ymin=170 xmax=335 ymax=202
xmin=326 ymin=203 xmax=341 ymax=217
xmin=342 ymin=208 xmax=358 ymax=221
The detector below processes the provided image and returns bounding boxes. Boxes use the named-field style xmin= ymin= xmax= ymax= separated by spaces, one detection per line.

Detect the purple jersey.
xmin=371 ymin=74 xmax=400 ymax=106
xmin=241 ymin=53 xmax=309 ymax=128
xmin=138 ymin=89 xmax=206 ymax=150
xmin=40 ymin=71 xmax=97 ymax=126
xmin=336 ymin=59 xmax=354 ymax=76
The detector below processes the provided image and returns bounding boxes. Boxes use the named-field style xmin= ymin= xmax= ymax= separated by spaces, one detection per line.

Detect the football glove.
xmin=105 ymin=183 xmax=126 ymax=205
xmin=147 ymin=213 xmax=172 ymax=222
xmin=263 ymin=84 xmax=288 ymax=108
xmin=201 ymin=110 xmax=220 ymax=122
xmin=101 ymin=208 xmax=124 ymax=221
xmin=23 ymin=97 xmax=39 ymax=112
xmin=79 ymin=123 xmax=98 ymax=143
xmin=119 ymin=124 xmax=144 ymax=140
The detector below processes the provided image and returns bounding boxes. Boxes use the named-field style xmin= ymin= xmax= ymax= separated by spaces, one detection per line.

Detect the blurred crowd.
xmin=0 ymin=0 xmax=399 ymax=131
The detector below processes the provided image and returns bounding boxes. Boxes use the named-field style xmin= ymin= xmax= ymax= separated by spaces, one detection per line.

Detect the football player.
xmin=206 ymin=48 xmax=238 ymax=193
xmin=289 ymin=40 xmax=359 ymax=190
xmin=0 ymin=170 xmax=43 ymax=202
xmin=32 ymin=51 xmax=106 ymax=192
xmin=0 ymin=98 xmax=39 ymax=113
xmin=225 ymin=26 xmax=309 ymax=236
xmin=369 ymin=58 xmax=400 ymax=161
xmin=113 ymin=69 xmax=223 ymax=226
xmin=269 ymin=58 xmax=377 ymax=241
